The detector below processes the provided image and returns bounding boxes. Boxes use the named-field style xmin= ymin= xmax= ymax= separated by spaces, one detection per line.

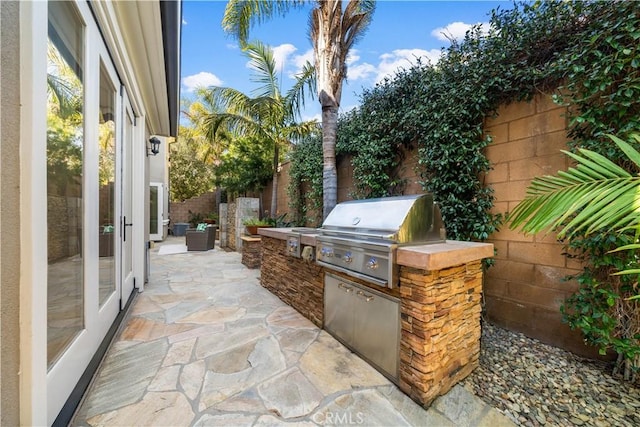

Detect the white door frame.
xmin=20 ymin=0 xmax=149 ymax=422
xmin=45 ymin=6 xmax=123 ymax=422
xmin=119 ymin=89 xmax=137 ymax=305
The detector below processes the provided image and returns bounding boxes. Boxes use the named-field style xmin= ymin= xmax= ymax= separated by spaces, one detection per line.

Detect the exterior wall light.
xmin=147 ymin=136 xmax=161 ymax=156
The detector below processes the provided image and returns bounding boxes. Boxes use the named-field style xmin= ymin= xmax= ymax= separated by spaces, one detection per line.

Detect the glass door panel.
xmin=150 ymin=182 xmax=163 ymax=241
xmin=98 ymin=61 xmax=116 ymax=306
xmin=47 ymin=0 xmax=85 ymax=368
xmin=150 ymin=185 xmax=158 ymax=235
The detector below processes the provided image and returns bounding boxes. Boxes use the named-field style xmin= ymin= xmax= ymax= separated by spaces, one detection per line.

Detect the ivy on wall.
xmin=293 ymin=1 xmax=587 ymax=240
xmin=287 ymin=1 xmax=640 ymax=374
xmin=288 ymin=134 xmax=324 ymax=226
xmin=547 ymin=2 xmax=640 ymax=379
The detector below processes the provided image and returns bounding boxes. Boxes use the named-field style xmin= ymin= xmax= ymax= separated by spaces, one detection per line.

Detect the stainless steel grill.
xmin=316 ymin=194 xmax=446 ymax=289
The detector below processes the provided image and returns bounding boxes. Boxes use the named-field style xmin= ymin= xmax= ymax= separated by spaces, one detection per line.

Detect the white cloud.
xmin=271 ymin=43 xmax=298 ymax=72
xmin=287 ymin=49 xmax=315 ymax=79
xmin=293 ymin=49 xmax=314 ymax=70
xmin=376 ymin=48 xmax=441 ymax=82
xmin=346 ymin=49 xmax=360 ymax=65
xmin=302 ymin=112 xmax=322 ymax=123
xmin=347 ymin=62 xmax=377 ymax=81
xmin=182 ymin=71 xmax=223 ymax=92
xmin=182 ymin=19 xmax=187 ymax=25
xmin=431 ymin=21 xmax=490 ymax=42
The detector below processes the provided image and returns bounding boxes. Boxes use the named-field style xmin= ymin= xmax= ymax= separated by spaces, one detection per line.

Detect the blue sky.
xmin=181 ymin=0 xmax=511 ymax=121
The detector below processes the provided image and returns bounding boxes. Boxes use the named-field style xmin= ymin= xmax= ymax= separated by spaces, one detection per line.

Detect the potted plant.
xmin=242 ymin=217 xmax=271 ymax=235
xmin=188 ymin=210 xmax=204 ymax=228
xmin=204 ymin=212 xmax=218 ymax=225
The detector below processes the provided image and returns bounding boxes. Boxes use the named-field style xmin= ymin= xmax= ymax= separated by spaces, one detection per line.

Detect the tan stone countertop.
xmin=396 ymin=240 xmax=493 ymax=270
xmin=240 ymin=235 xmax=262 ymax=242
xmin=258 ymin=227 xmax=319 ymax=246
xmin=258 ymin=228 xmax=494 ymax=270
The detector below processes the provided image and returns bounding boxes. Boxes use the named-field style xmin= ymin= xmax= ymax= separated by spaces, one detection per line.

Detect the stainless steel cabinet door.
xmin=353 ymin=286 xmax=400 ymax=379
xmin=324 ymin=274 xmax=355 ymax=345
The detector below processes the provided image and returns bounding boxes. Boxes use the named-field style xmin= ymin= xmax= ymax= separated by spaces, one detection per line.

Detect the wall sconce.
xmin=147 ymin=137 xmax=161 ymax=156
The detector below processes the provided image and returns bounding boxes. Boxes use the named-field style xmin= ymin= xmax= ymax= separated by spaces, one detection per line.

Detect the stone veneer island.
xmin=254 ymin=228 xmax=493 ymax=408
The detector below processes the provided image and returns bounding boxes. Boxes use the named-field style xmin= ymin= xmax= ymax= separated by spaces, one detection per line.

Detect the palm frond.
xmin=508 ymin=134 xmax=640 ymax=239
xmin=244 ymin=41 xmax=280 ymax=99
xmin=342 ymin=0 xmax=376 ymax=51
xmin=222 ymin=0 xmax=307 ymax=46
xmin=287 ymin=61 xmax=317 ymax=119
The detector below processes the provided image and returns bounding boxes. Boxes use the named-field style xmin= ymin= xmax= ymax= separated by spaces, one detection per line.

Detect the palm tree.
xmin=222 ymin=0 xmax=375 ymax=219
xmin=199 ymin=40 xmax=318 ymax=216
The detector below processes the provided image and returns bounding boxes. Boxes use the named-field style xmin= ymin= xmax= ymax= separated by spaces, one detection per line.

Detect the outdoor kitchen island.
xmin=258 ymin=226 xmax=493 ymax=408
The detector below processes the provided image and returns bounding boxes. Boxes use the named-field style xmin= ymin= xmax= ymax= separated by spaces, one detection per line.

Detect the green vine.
xmin=288 ymin=134 xmax=324 ymax=227
xmin=286 ymin=0 xmax=640 ymax=377
xmin=549 ymin=2 xmax=640 ymax=380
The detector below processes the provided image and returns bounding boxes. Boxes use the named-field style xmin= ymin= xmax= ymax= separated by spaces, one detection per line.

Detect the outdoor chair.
xmin=186 ymin=224 xmax=216 ymax=251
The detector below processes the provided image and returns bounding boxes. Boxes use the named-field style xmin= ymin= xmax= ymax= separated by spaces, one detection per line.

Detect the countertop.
xmin=258 ymin=227 xmax=493 ymax=271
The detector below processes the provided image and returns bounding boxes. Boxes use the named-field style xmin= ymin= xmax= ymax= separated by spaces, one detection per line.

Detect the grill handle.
xmin=316 ymin=260 xmax=389 ymax=287
xmin=320 ymin=229 xmax=396 ymax=241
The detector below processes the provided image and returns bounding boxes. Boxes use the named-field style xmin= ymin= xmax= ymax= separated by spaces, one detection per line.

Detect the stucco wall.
xmin=1 ymin=0 xmax=22 ymax=423
xmin=483 ymin=94 xmax=597 ymax=357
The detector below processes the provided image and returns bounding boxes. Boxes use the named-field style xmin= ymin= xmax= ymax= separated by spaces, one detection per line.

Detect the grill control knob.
xmin=344 ymin=251 xmax=353 ymax=264
xmin=320 ymin=247 xmax=334 ymax=258
xmin=367 ymin=257 xmax=378 ymax=270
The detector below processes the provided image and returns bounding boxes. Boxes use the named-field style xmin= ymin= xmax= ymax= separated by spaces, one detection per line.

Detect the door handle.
xmin=338 ymin=283 xmax=353 ymax=293
xmin=356 ymin=290 xmax=374 ymax=302
xmin=123 ymin=216 xmax=133 ymax=241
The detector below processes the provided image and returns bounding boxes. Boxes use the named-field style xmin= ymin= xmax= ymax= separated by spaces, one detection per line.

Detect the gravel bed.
xmin=461 ymin=322 xmax=640 ymax=427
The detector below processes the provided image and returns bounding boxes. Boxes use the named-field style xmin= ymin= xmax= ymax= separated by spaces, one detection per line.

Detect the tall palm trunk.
xmin=222 ymin=0 xmax=375 ymax=220
xmin=322 ymin=105 xmax=338 ymax=219
xmin=270 ymin=143 xmax=279 ymax=217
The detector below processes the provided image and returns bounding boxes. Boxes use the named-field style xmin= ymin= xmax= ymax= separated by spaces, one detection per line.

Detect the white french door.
xmin=45 ymin=1 xmax=122 ymax=423
xmin=120 ymin=92 xmax=136 ymax=305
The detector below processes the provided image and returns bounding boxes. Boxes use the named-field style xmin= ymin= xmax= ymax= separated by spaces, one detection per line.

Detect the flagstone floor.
xmin=72 ymin=236 xmax=513 ymax=426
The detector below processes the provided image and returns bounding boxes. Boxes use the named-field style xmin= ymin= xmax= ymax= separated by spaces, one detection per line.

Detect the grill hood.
xmin=321 ymin=194 xmax=445 ymax=244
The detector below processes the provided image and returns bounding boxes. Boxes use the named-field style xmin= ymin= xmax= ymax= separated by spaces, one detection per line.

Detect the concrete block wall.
xmin=483 ymin=94 xmax=597 ymax=357
xmin=262 ymin=148 xmax=423 ymax=227
xmin=169 ymin=191 xmax=217 ymax=225
xmin=262 ymin=162 xmax=292 ymax=219
xmin=256 ymin=94 xmax=602 ymax=359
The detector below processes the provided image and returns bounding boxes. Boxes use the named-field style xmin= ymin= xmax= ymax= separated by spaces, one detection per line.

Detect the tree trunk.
xmin=270 ymin=143 xmax=279 ymax=217
xmin=322 ymin=104 xmax=338 ymax=220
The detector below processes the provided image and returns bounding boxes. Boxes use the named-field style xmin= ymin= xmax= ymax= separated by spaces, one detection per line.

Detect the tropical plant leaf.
xmin=508 ymin=134 xmax=640 ymax=239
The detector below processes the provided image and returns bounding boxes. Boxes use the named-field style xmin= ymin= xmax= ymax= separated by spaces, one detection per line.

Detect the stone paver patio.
xmin=72 ymin=236 xmax=513 ymax=426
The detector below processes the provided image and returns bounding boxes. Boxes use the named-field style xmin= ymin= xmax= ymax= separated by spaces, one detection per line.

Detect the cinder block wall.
xmin=263 ymin=147 xmax=423 ymax=226
xmin=483 ymin=94 xmax=598 ymax=357
xmin=259 ymin=94 xmax=602 ymax=358
xmin=169 ymin=192 xmax=217 ymax=225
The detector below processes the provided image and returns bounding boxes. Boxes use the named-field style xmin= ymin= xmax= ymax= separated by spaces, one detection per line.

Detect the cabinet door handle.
xmin=338 ymin=283 xmax=353 ymax=293
xmin=356 ymin=290 xmax=374 ymax=302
